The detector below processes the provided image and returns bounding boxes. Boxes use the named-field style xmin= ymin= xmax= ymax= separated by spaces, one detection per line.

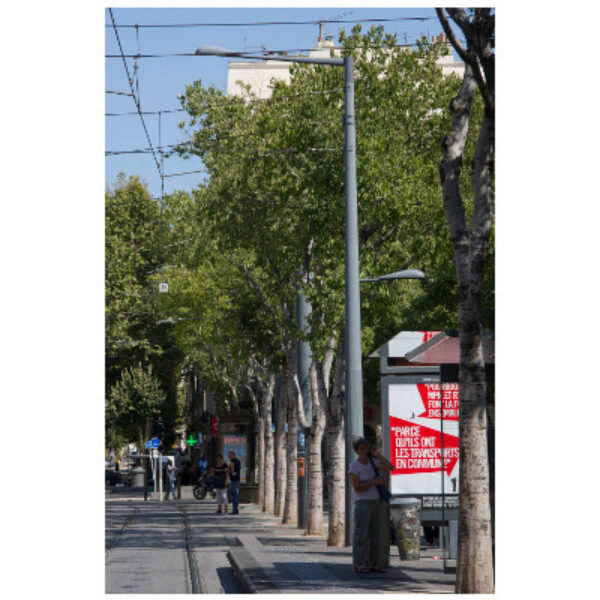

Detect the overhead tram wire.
xmin=105 ymin=16 xmax=436 ymax=28
xmin=106 ymin=108 xmax=186 ymax=116
xmin=105 ymin=38 xmax=455 ymax=61
xmin=108 ymin=8 xmax=161 ymax=176
xmin=104 ymin=43 xmax=420 ymax=59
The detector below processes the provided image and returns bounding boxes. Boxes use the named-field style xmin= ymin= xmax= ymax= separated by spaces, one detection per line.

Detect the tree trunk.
xmin=283 ymin=363 xmax=298 ymax=525
xmin=439 ymin=61 xmax=494 ymax=593
xmin=305 ymin=362 xmax=327 ymax=535
xmin=263 ymin=375 xmax=276 ymax=513
xmin=274 ymin=374 xmax=287 ymax=517
xmin=257 ymin=413 xmax=265 ymax=507
xmin=454 ymin=114 xmax=495 ymax=594
xmin=325 ymin=333 xmax=346 ymax=546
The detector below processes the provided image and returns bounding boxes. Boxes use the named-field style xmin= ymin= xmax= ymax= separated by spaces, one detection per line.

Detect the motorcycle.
xmin=193 ymin=474 xmax=216 ymax=500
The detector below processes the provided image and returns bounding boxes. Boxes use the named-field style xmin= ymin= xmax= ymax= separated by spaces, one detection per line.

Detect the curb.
xmin=226 ymin=550 xmax=257 ymax=594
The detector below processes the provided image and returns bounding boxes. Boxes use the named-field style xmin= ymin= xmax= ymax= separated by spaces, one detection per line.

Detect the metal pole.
xmin=296 ymin=268 xmax=313 ymax=529
xmin=343 ymin=54 xmax=364 ymax=547
xmin=440 ymin=379 xmax=446 ymax=559
xmin=159 ymin=110 xmax=164 ymax=205
xmin=158 ymin=452 xmax=163 ymax=501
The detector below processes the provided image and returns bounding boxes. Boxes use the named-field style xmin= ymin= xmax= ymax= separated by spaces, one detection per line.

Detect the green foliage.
xmin=149 ymin=24 xmax=495 ymax=403
xmin=105 ymin=174 xmax=161 ymax=359
xmin=105 ymin=175 xmax=187 ymax=442
xmin=106 ymin=363 xmax=166 ymax=442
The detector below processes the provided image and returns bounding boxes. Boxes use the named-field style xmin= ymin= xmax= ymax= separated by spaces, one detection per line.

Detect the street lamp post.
xmin=360 ymin=267 xmax=426 ymax=566
xmin=195 ymin=45 xmax=363 ymax=546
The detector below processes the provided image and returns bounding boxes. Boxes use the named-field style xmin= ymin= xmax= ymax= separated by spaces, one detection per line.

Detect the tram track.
xmin=105 ymin=505 xmax=140 ymax=553
xmin=175 ymin=503 xmax=204 ymax=594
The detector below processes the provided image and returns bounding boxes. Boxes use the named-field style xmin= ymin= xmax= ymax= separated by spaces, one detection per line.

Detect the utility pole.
xmin=296 ymin=266 xmax=312 ymax=529
xmin=343 ymin=54 xmax=364 ymax=546
xmin=194 ymin=45 xmax=364 ymax=548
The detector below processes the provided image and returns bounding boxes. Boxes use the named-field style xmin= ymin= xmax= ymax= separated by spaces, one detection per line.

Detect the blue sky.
xmin=105 ymin=6 xmax=458 ymax=198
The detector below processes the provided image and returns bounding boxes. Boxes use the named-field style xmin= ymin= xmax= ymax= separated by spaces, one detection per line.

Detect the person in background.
xmin=213 ymin=455 xmax=230 ymax=514
xmin=348 ymin=437 xmax=393 ymax=573
xmin=228 ymin=451 xmax=241 ymax=515
xmin=199 ymin=458 xmax=208 ymax=476
xmin=165 ymin=460 xmax=178 ymax=500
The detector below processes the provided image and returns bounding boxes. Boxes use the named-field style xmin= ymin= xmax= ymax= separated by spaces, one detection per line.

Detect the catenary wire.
xmin=108 ymin=8 xmax=161 ymax=175
xmin=105 ymin=16 xmax=436 ymax=29
xmin=106 ymin=108 xmax=186 ymax=116
xmin=104 ymin=43 xmax=420 ymax=59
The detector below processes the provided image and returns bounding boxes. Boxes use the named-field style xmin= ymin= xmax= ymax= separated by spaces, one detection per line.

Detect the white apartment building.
xmin=227 ymin=33 xmax=464 ymax=99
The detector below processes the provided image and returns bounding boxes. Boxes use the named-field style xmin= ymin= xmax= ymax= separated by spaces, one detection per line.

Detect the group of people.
xmin=200 ymin=451 xmax=241 ymax=514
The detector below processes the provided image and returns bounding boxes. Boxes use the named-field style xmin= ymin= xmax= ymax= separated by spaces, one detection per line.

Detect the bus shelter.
xmin=374 ymin=330 xmax=494 ymax=566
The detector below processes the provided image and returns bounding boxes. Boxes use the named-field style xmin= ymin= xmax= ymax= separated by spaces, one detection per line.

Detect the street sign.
xmin=158 ymin=283 xmax=169 ymax=293
xmin=151 ymin=437 xmax=160 ymax=448
xmin=145 ymin=441 xmax=151 ymax=449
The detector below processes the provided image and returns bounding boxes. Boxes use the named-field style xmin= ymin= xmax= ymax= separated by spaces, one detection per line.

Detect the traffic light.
xmin=156 ymin=419 xmax=165 ymax=440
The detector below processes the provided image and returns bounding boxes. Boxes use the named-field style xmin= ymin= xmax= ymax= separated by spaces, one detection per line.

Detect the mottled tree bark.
xmin=325 ymin=333 xmax=346 ymax=546
xmin=246 ymin=381 xmax=264 ymax=507
xmin=257 ymin=409 xmax=265 ymax=507
xmin=283 ymin=357 xmax=298 ymax=525
xmin=296 ymin=335 xmax=335 ymax=535
xmin=300 ymin=361 xmax=325 ymax=534
xmin=263 ymin=374 xmax=276 ymax=513
xmin=274 ymin=373 xmax=288 ymax=517
xmin=437 ymin=8 xmax=495 ymax=593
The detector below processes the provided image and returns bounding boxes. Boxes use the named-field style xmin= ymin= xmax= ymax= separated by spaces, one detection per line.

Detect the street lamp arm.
xmin=195 ymin=45 xmax=344 ymax=66
xmin=360 ymin=269 xmax=426 ymax=283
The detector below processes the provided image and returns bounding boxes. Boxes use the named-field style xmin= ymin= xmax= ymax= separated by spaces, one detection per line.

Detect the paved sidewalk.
xmin=105 ymin=491 xmax=455 ymax=594
xmin=221 ymin=503 xmax=455 ymax=594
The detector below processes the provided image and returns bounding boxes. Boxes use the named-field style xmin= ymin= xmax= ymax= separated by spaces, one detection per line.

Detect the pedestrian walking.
xmin=228 ymin=451 xmax=241 ymax=514
xmin=165 ymin=460 xmax=178 ymax=500
xmin=348 ymin=437 xmax=393 ymax=573
xmin=213 ymin=455 xmax=230 ymax=514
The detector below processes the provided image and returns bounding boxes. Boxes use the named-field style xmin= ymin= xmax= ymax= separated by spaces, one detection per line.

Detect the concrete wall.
xmin=227 ymin=62 xmax=292 ymax=99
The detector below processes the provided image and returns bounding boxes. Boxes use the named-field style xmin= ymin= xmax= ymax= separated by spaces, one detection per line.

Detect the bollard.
xmin=390 ymin=497 xmax=421 ymax=560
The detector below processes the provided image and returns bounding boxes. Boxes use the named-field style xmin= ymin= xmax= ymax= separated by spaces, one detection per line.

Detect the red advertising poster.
xmin=388 ymin=381 xmax=460 ymax=495
xmin=222 ymin=434 xmax=247 ymax=482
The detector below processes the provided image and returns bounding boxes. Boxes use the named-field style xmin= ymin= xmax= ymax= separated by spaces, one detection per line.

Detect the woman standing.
xmin=348 ymin=438 xmax=393 ymax=573
xmin=165 ymin=460 xmax=177 ymax=500
xmin=213 ymin=455 xmax=230 ymax=514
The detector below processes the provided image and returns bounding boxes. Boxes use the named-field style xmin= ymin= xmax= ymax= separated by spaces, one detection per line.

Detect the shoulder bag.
xmin=369 ymin=456 xmax=392 ymax=501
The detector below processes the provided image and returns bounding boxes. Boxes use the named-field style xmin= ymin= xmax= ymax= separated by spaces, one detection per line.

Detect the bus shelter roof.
xmin=405 ymin=330 xmax=495 ymax=365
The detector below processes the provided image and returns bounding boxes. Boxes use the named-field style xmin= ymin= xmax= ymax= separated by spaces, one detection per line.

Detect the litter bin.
xmin=130 ymin=466 xmax=145 ymax=488
xmin=390 ymin=497 xmax=421 ymax=560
